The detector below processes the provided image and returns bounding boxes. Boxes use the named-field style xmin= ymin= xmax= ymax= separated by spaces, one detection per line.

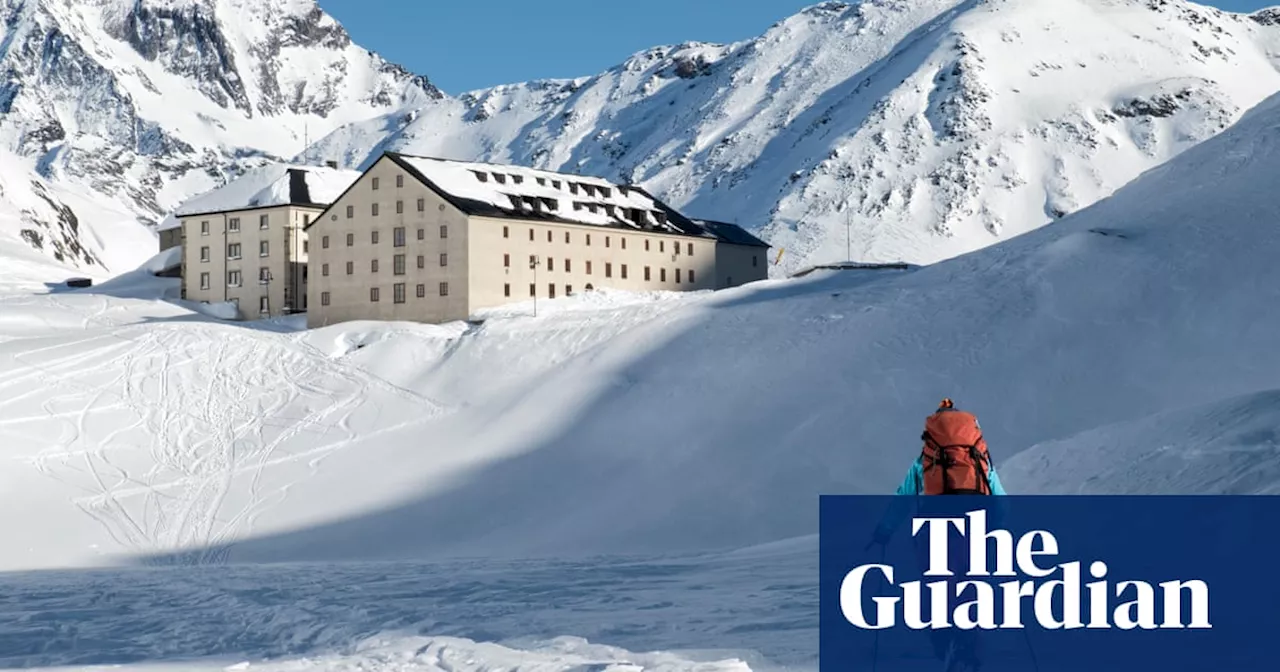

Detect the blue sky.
xmin=316 ymin=0 xmax=1279 ymax=94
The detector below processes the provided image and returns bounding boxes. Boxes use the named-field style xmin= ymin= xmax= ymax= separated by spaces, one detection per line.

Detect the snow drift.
xmin=137 ymin=88 xmax=1280 ymax=565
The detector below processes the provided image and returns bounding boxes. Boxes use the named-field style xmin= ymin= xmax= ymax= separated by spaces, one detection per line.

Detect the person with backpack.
xmin=865 ymin=398 xmax=1007 ymax=671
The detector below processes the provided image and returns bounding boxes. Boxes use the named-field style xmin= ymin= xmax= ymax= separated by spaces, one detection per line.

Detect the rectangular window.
xmin=303 ymin=214 xmax=311 ymax=227
xmin=417 ymin=228 xmax=425 ymax=240
xmin=621 ymin=238 xmax=626 ymax=250
xmin=676 ymin=269 xmax=682 ymax=283
xmin=548 ymin=258 xmax=555 ymax=272
xmin=372 ymin=177 xmax=380 ymax=190
xmin=566 ymin=285 xmax=573 ymax=295
xmin=394 ymin=283 xmax=406 ymax=304
xmin=586 ymin=234 xmax=592 ymax=246
xmin=396 ymin=200 xmax=404 ymax=214
xmin=321 ymin=291 xmax=330 ymax=306
xmin=689 ymin=269 xmax=696 ymax=283
xmin=547 ymin=230 xmax=552 ymax=242
xmin=529 ymin=229 xmax=534 ymax=241
xmin=565 ymin=259 xmax=572 ymax=273
xmin=346 ymin=261 xmax=354 ymax=275
xmin=605 ymin=263 xmax=612 ymax=278
xmin=564 ymin=232 xmax=570 ymax=244
xmin=322 ymin=235 xmax=330 ymax=249
xmin=645 ymin=240 xmax=650 ymax=251
xmin=371 ymin=259 xmax=379 ymax=273
xmin=439 ymin=253 xmax=448 ymax=267
xmin=346 ymin=205 xmax=354 ymax=219
xmin=259 ymin=267 xmax=270 ymax=284
xmin=259 ymin=240 xmax=269 ymax=257
xmin=346 ymin=233 xmax=354 ymax=247
xmin=303 ymin=240 xmax=309 ymax=254
xmin=227 ymin=243 xmax=241 ymax=259
xmin=549 ymin=284 xmax=556 ymax=299
xmin=753 ymin=256 xmax=759 ymax=267
xmin=322 ymin=263 xmax=330 ymax=276
xmin=606 ymin=236 xmax=611 ymax=248
xmin=372 ymin=203 xmax=379 ymax=216
xmin=259 ymin=214 xmax=269 ymax=230
xmin=503 ymin=226 xmax=509 ymax=238
xmin=259 ymin=296 xmax=269 ymax=312
xmin=439 ymin=282 xmax=449 ymax=297
xmin=644 ymin=266 xmax=651 ymax=281
xmin=417 ymin=198 xmax=425 ymax=212
xmin=370 ymin=287 xmax=380 ymax=302
xmin=227 ymin=270 xmax=241 ymax=287
xmin=586 ymin=261 xmax=593 ymax=275
xmin=687 ymin=243 xmax=694 ymax=256
xmin=504 ymin=253 xmax=510 ymax=268
xmin=621 ymin=264 xmax=628 ymax=279
xmin=530 ymin=284 xmax=536 ymax=297
xmin=660 ymin=241 xmax=665 ymax=253
xmin=416 ymin=284 xmax=425 ymax=298
xmin=372 ymin=230 xmax=380 ymax=244
xmin=504 ymin=283 xmax=511 ymax=297
xmin=200 ymin=272 xmax=210 ymax=290
xmin=200 ymin=246 xmax=210 ymax=262
xmin=661 ymin=268 xmax=667 ymax=282
xmin=394 ymin=227 xmax=405 ymax=247
xmin=394 ymin=254 xmax=405 ymax=275
xmin=440 ymin=225 xmax=448 ymax=239
xmin=417 ymin=255 xmax=425 ymax=269
xmin=201 ymin=220 xmax=209 ymax=236
xmin=229 ymin=218 xmax=241 ymax=232
xmin=396 ymin=174 xmax=404 ymax=188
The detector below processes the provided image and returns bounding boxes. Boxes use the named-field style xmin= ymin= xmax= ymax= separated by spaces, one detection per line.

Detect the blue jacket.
xmin=873 ymin=456 xmax=1008 ymax=543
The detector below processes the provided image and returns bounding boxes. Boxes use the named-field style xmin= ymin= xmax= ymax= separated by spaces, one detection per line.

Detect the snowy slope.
xmin=307 ymin=0 xmax=1280 ymax=274
xmin=0 ymin=0 xmax=438 ymax=275
xmin=4 ymin=86 xmax=1280 ymax=570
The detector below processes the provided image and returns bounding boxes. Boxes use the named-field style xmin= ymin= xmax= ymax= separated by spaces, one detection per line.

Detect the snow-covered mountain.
xmin=307 ymin=0 xmax=1280 ymax=272
xmin=0 ymin=0 xmax=438 ymax=272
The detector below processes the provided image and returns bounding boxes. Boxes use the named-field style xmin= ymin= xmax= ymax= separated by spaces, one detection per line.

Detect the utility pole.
xmin=846 ymin=210 xmax=852 ymax=262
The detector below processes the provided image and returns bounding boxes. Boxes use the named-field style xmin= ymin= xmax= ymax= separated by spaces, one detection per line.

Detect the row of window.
xmin=318 ymin=253 xmax=447 ymax=277
xmin=318 ymin=282 xmax=449 ymax=306
xmin=321 ymin=226 xmax=446 ymax=249
xmin=502 ymin=254 xmax=695 ymax=283
xmin=343 ymin=199 xmax=443 ymax=219
xmin=502 ymin=225 xmax=692 ymax=255
xmin=199 ymin=240 xmax=310 ymax=262
xmin=198 ymin=266 xmax=307 ymax=289
xmin=196 ymin=214 xmax=312 ymax=235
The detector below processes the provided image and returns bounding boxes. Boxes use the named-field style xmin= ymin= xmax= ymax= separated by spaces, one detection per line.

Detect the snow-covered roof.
xmin=157 ymin=213 xmax=181 ymax=231
xmin=175 ymin=163 xmax=361 ymax=218
xmin=388 ymin=153 xmax=709 ymax=238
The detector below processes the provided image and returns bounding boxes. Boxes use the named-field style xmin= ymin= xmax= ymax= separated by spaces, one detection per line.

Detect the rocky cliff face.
xmin=0 ymin=0 xmax=439 ymax=272
xmin=307 ymin=0 xmax=1280 ymax=273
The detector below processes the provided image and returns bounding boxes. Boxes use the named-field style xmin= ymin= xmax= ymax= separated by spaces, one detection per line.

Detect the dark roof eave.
xmin=175 ymin=201 xmax=329 ymax=220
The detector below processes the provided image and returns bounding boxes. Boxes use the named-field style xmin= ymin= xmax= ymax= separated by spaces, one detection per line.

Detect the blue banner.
xmin=819 ymin=495 xmax=1278 ymax=671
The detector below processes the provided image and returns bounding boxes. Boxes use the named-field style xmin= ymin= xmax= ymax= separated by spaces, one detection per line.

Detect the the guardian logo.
xmin=840 ymin=509 xmax=1211 ymax=631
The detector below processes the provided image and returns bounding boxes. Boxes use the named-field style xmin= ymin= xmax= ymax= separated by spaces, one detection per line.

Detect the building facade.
xmin=175 ymin=163 xmax=361 ymax=320
xmin=305 ymin=152 xmax=770 ymax=328
xmin=178 ymin=204 xmax=317 ymax=318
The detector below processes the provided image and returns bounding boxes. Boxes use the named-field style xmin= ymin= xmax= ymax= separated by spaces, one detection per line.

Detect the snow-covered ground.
xmin=4 ymin=83 xmax=1280 ymax=672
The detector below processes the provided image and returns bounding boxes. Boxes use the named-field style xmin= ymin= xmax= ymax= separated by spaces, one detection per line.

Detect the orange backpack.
xmin=921 ymin=408 xmax=992 ymax=495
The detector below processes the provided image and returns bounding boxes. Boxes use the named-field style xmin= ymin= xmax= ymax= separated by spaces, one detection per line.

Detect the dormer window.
xmin=512 ymin=174 xmax=523 ymax=184
xmin=587 ymin=204 xmax=599 ymax=214
xmin=569 ymin=183 xmax=579 ymax=195
xmin=474 ymin=171 xmax=489 ymax=183
xmin=654 ymin=211 xmax=667 ymax=225
xmin=581 ymin=184 xmax=595 ymax=197
xmin=508 ymin=194 xmax=523 ymax=209
xmin=536 ymin=177 xmax=547 ymax=186
xmin=600 ymin=187 xmax=612 ymax=198
xmin=573 ymin=202 xmax=583 ymax=211
xmin=543 ymin=198 xmax=558 ymax=211
xmin=604 ymin=204 xmax=616 ymax=217
xmin=552 ymin=180 xmax=562 ymax=190
xmin=494 ymin=173 xmax=507 ymax=184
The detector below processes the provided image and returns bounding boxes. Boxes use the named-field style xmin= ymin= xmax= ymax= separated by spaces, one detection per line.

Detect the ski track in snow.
xmin=0 ymin=296 xmax=448 ymax=565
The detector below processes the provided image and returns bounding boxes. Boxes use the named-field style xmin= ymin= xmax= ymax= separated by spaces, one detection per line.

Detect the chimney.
xmin=325 ymin=160 xmax=338 ymax=169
